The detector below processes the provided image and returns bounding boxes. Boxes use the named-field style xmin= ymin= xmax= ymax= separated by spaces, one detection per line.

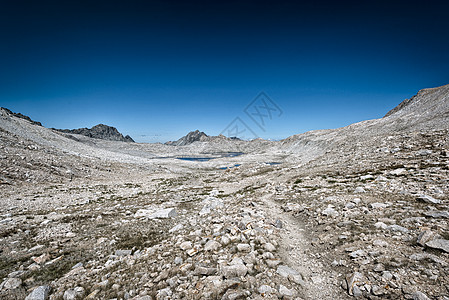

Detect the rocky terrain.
xmin=0 ymin=84 xmax=448 ymax=300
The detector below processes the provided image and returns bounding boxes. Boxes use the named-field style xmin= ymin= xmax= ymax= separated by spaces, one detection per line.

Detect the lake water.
xmin=176 ymin=152 xmax=244 ymax=162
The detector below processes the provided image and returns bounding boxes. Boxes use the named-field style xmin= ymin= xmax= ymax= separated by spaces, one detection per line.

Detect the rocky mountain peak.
xmin=166 ymin=130 xmax=208 ymax=146
xmin=54 ymin=124 xmax=135 ymax=143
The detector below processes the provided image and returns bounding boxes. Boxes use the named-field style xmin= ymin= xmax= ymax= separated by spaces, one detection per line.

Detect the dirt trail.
xmin=261 ymin=193 xmax=350 ymax=300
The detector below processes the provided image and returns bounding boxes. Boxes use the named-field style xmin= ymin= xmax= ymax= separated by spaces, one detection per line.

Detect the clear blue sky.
xmin=1 ymin=0 xmax=448 ymax=142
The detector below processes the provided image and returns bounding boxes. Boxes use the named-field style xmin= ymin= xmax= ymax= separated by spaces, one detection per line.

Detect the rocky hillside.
xmin=53 ymin=124 xmax=135 ymax=143
xmin=278 ymin=84 xmax=449 ymax=163
xmin=0 ymin=107 xmax=42 ymax=126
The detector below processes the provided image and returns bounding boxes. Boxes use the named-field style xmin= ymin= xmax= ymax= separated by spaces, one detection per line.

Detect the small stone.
xmin=174 ymin=257 xmax=183 ymax=265
xmin=115 ymin=249 xmax=132 ymax=256
xmin=266 ymin=259 xmax=281 ymax=268
xmin=346 ymin=272 xmax=364 ymax=296
xmin=274 ymin=219 xmax=283 ymax=228
xmin=1 ymin=277 xmax=22 ymax=290
xmin=354 ymin=187 xmax=366 ymax=193
xmin=264 ymin=243 xmax=276 ymax=252
xmin=388 ymin=224 xmax=409 ymax=233
xmin=417 ymin=230 xmax=436 ymax=246
xmin=349 ymin=249 xmax=366 ymax=259
xmin=25 ymin=285 xmax=51 ymax=300
xmin=71 ymin=262 xmax=83 ymax=269
xmin=372 ymin=239 xmax=388 ymax=247
xmin=390 ymin=168 xmax=407 ymax=176
xmin=425 ymin=239 xmax=449 ymax=253
xmin=169 ymin=224 xmax=183 ymax=233
xmin=156 ymin=287 xmax=172 ymax=298
xmin=237 ymin=244 xmax=251 ymax=252
xmin=221 ymin=235 xmax=231 ymax=246
xmin=194 ymin=266 xmax=217 ymax=276
xmin=204 ymin=240 xmax=221 ymax=252
xmin=416 ymin=195 xmax=440 ymax=204
xmin=180 ymin=241 xmax=192 ymax=251
xmin=374 ymin=222 xmax=388 ymax=229
xmin=276 ymin=265 xmax=300 ymax=278
xmin=279 ymin=285 xmax=295 ymax=297
xmin=345 ymin=202 xmax=356 ymax=209
xmin=66 ymin=232 xmax=76 ymax=238
xmin=412 ymin=291 xmax=431 ymax=300
xmin=221 ymin=264 xmax=248 ymax=278
xmin=352 ymin=285 xmax=362 ymax=297
xmin=382 ymin=271 xmax=393 ymax=281
xmin=63 ymin=287 xmax=85 ymax=300
xmin=258 ymin=285 xmax=274 ymax=295
xmin=369 ymin=203 xmax=387 ymax=209
xmin=371 ymin=285 xmax=384 ymax=295
xmin=322 ymin=206 xmax=338 ymax=217
xmin=373 ymin=264 xmax=385 ymax=272
xmin=134 ymin=208 xmax=177 ymax=219
xmin=425 ymin=210 xmax=449 ymax=218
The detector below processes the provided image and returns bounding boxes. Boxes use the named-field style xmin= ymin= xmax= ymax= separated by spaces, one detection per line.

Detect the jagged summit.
xmin=166 ymin=130 xmax=244 ymax=146
xmin=166 ymin=130 xmax=208 ymax=146
xmin=53 ymin=124 xmax=135 ymax=143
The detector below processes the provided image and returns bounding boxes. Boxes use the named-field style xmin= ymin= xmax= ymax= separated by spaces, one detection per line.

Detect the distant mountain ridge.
xmin=53 ymin=124 xmax=135 ymax=143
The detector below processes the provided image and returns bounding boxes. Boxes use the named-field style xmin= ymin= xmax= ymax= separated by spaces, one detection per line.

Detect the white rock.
xmin=279 ymin=284 xmax=295 ymax=297
xmin=134 ymin=208 xmax=177 ymax=219
xmin=180 ymin=241 xmax=192 ymax=251
xmin=372 ymin=239 xmax=389 ymax=247
xmin=390 ymin=168 xmax=407 ymax=176
xmin=369 ymin=203 xmax=387 ymax=209
xmin=412 ymin=291 xmax=431 ymax=300
xmin=425 ymin=239 xmax=449 ymax=253
xmin=25 ymin=286 xmax=51 ymax=300
xmin=276 ymin=265 xmax=300 ymax=278
xmin=374 ymin=222 xmax=388 ymax=229
xmin=204 ymin=240 xmax=221 ymax=252
xmin=199 ymin=197 xmax=224 ymax=216
xmin=264 ymin=242 xmax=276 ymax=252
xmin=222 ymin=264 xmax=248 ymax=278
xmin=63 ymin=287 xmax=84 ymax=300
xmin=388 ymin=224 xmax=409 ymax=233
xmin=237 ymin=243 xmax=251 ymax=252
xmin=174 ymin=257 xmax=183 ymax=265
xmin=1 ymin=277 xmax=22 ymax=290
xmin=169 ymin=224 xmax=183 ymax=233
xmin=345 ymin=272 xmax=364 ymax=296
xmin=149 ymin=208 xmax=177 ymax=219
xmin=322 ymin=206 xmax=338 ymax=217
xmin=221 ymin=235 xmax=231 ymax=246
xmin=354 ymin=187 xmax=366 ymax=193
xmin=258 ymin=285 xmax=274 ymax=295
xmin=416 ymin=195 xmax=441 ymax=204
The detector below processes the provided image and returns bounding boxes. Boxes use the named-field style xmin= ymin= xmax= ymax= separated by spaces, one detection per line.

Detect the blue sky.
xmin=1 ymin=0 xmax=448 ymax=142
